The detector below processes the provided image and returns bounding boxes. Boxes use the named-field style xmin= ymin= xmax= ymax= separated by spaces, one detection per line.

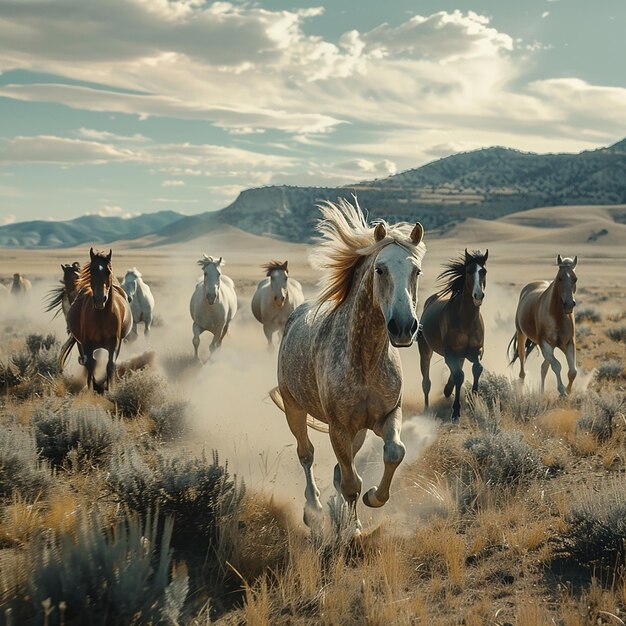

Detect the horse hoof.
xmin=303 ymin=504 xmax=324 ymax=530
xmin=363 ymin=488 xmax=385 ymax=508
xmin=443 ymin=386 xmax=453 ymax=398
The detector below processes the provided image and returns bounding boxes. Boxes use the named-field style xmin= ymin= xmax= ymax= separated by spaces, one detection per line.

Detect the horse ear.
xmin=464 ymin=248 xmax=471 ymax=263
xmin=107 ymin=249 xmax=112 ymax=262
xmin=61 ymin=264 xmax=67 ymax=271
xmin=72 ymin=261 xmax=80 ymax=268
xmin=410 ymin=222 xmax=423 ymax=245
xmin=374 ymin=222 xmax=387 ymax=242
xmin=90 ymin=247 xmax=95 ymax=260
xmin=483 ymin=249 xmax=489 ymax=264
xmin=572 ymin=255 xmax=578 ymax=268
xmin=282 ymin=260 xmax=288 ymax=271
xmin=557 ymin=254 xmax=563 ymax=265
xmin=218 ymin=256 xmax=223 ymax=265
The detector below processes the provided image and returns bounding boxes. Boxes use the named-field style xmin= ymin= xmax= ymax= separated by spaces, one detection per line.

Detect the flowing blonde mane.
xmin=310 ymin=197 xmax=426 ymax=309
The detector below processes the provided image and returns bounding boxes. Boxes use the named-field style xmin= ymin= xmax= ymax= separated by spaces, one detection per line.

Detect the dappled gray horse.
xmin=270 ymin=198 xmax=426 ymax=534
xmin=251 ymin=260 xmax=304 ymax=349
xmin=189 ymin=255 xmax=238 ymax=358
xmin=121 ymin=268 xmax=155 ymax=341
xmin=508 ymin=255 xmax=578 ymax=395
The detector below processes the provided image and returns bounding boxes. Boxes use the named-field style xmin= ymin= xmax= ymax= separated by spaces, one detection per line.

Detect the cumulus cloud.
xmin=85 ymin=205 xmax=137 ymax=218
xmin=162 ymin=179 xmax=185 ymax=187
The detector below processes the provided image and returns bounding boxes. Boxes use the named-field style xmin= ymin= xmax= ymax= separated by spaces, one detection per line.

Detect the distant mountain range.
xmin=2 ymin=138 xmax=626 ymax=248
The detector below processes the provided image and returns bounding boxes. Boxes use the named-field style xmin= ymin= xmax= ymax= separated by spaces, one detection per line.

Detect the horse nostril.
xmin=410 ymin=318 xmax=418 ymax=336
xmin=572 ymin=300 xmax=576 ymax=307
xmin=387 ymin=318 xmax=399 ymax=336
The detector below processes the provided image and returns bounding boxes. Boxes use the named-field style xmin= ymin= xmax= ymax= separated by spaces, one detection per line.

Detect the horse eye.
xmin=375 ymin=267 xmax=383 ymax=275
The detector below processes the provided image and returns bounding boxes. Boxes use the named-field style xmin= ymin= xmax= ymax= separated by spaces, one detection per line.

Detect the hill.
xmin=0 ymin=211 xmax=183 ymax=248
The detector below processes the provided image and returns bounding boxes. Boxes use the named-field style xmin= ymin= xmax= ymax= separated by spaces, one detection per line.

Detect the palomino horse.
xmin=45 ymin=262 xmax=81 ymax=325
xmin=251 ymin=260 xmax=304 ymax=349
xmin=190 ymin=255 xmax=238 ymax=359
xmin=121 ymin=268 xmax=155 ymax=341
xmin=11 ymin=273 xmax=32 ymax=298
xmin=508 ymin=255 xmax=578 ymax=396
xmin=60 ymin=249 xmax=132 ymax=391
xmin=270 ymin=198 xmax=426 ymax=533
xmin=418 ymin=249 xmax=488 ymax=422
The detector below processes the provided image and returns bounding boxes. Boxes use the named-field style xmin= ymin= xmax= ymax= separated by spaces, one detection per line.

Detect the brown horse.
xmin=60 ymin=249 xmax=132 ymax=392
xmin=45 ymin=262 xmax=81 ymax=325
xmin=418 ymin=249 xmax=488 ymax=421
xmin=11 ymin=273 xmax=32 ymax=298
xmin=508 ymin=255 xmax=578 ymax=396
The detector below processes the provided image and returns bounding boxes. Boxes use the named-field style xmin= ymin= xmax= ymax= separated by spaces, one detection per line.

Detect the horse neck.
xmin=341 ymin=258 xmax=388 ymax=365
xmin=458 ymin=280 xmax=480 ymax=319
xmin=547 ymin=280 xmax=565 ymax=318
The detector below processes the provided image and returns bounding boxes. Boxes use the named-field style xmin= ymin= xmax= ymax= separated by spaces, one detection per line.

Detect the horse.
xmin=508 ymin=255 xmax=578 ymax=396
xmin=59 ymin=249 xmax=132 ymax=392
xmin=121 ymin=268 xmax=155 ymax=341
xmin=417 ymin=249 xmax=488 ymax=422
xmin=269 ymin=198 xmax=426 ymax=534
xmin=45 ymin=262 xmax=81 ymax=325
xmin=251 ymin=260 xmax=305 ymax=349
xmin=189 ymin=255 xmax=238 ymax=359
xmin=11 ymin=273 xmax=32 ymax=298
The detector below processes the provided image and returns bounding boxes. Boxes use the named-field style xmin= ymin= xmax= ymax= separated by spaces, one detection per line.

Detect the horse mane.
xmin=76 ymin=251 xmax=119 ymax=295
xmin=263 ymin=260 xmax=287 ymax=276
xmin=310 ymin=197 xmax=426 ymax=309
xmin=197 ymin=255 xmax=222 ymax=269
xmin=125 ymin=267 xmax=142 ymax=279
xmin=44 ymin=284 xmax=66 ymax=316
xmin=436 ymin=250 xmax=485 ymax=299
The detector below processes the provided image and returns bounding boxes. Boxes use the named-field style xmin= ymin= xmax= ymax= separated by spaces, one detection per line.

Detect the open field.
xmin=0 ymin=205 xmax=625 ymax=625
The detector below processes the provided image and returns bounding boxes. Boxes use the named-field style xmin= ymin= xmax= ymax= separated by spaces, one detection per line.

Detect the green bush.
xmin=0 ymin=427 xmax=49 ymax=500
xmin=33 ymin=403 xmax=123 ymax=467
xmin=594 ymin=359 xmax=623 ymax=382
xmin=107 ymin=369 xmax=166 ymax=417
xmin=148 ymin=400 xmax=188 ymax=440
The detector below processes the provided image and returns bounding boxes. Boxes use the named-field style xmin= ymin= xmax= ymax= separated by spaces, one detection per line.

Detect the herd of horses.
xmin=3 ymin=198 xmax=579 ymax=533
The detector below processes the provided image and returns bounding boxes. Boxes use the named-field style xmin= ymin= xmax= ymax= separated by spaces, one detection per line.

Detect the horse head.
xmin=269 ymin=260 xmax=289 ymax=307
xmin=556 ymin=254 xmax=578 ymax=314
xmin=372 ymin=221 xmax=424 ymax=347
xmin=465 ymin=248 xmax=488 ymax=307
xmin=199 ymin=255 xmax=223 ymax=305
xmin=89 ymin=248 xmax=113 ymax=310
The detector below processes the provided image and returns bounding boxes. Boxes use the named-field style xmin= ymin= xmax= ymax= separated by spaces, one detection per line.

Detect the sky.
xmin=0 ymin=0 xmax=625 ymax=223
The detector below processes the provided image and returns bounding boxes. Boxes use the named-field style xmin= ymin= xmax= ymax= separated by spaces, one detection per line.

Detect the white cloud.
xmin=85 ymin=205 xmax=137 ymax=218
xmin=542 ymin=11 xmax=550 ymax=18
xmin=2 ymin=214 xmax=16 ymax=225
xmin=162 ymin=179 xmax=185 ymax=187
xmin=76 ymin=127 xmax=147 ymax=142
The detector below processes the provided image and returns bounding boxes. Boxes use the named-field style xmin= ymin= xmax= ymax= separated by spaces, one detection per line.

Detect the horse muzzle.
xmin=387 ymin=316 xmax=419 ymax=348
xmin=206 ymin=294 xmax=217 ymax=305
xmin=473 ymin=297 xmax=484 ymax=307
xmin=563 ymin=299 xmax=576 ymax=314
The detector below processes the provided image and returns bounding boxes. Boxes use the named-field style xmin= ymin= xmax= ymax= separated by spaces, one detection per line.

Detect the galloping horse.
xmin=189 ymin=255 xmax=238 ymax=359
xmin=121 ymin=268 xmax=155 ymax=341
xmin=251 ymin=260 xmax=304 ymax=349
xmin=11 ymin=273 xmax=32 ymax=299
xmin=45 ymin=262 xmax=81 ymax=326
xmin=418 ymin=249 xmax=488 ymax=421
xmin=60 ymin=249 xmax=132 ymax=391
xmin=508 ymin=255 xmax=578 ymax=395
xmin=270 ymin=198 xmax=426 ymax=533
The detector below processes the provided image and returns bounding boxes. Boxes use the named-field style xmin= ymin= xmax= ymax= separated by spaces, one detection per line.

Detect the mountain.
xmin=2 ymin=138 xmax=626 ymax=248
xmin=151 ymin=138 xmax=626 ymax=245
xmin=0 ymin=211 xmax=183 ymax=248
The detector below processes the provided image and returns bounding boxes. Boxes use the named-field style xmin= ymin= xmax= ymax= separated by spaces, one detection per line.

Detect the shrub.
xmin=33 ymin=403 xmax=123 ymax=467
xmin=25 ymin=512 xmax=188 ymax=626
xmin=504 ymin=385 xmax=553 ymax=423
xmin=464 ymin=430 xmax=546 ymax=486
xmin=25 ymin=333 xmax=57 ymax=356
xmin=107 ymin=369 xmax=166 ymax=417
xmin=107 ymin=448 xmax=244 ymax=549
xmin=562 ymin=478 xmax=626 ymax=567
xmin=575 ymin=306 xmax=601 ymax=323
xmin=576 ymin=392 xmax=623 ymax=442
xmin=0 ymin=428 xmax=49 ymax=500
xmin=594 ymin=359 xmax=624 ymax=382
xmin=605 ymin=326 xmax=626 ymax=343
xmin=476 ymin=371 xmax=513 ymax=411
xmin=148 ymin=400 xmax=188 ymax=440
xmin=576 ymin=324 xmax=592 ymax=340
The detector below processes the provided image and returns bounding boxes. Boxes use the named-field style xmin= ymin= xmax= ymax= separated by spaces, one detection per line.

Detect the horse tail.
xmin=507 ymin=333 xmax=518 ymax=365
xmin=59 ymin=335 xmax=76 ymax=372
xmin=268 ymin=386 xmax=330 ymax=434
xmin=525 ymin=339 xmax=536 ymax=358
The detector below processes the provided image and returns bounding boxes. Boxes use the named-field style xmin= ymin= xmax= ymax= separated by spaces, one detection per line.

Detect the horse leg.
xmin=84 ymin=346 xmax=96 ymax=391
xmin=192 ymin=322 xmax=203 ymax=359
xmin=329 ymin=425 xmax=363 ymax=531
xmin=540 ymin=359 xmax=550 ymax=393
xmin=363 ymin=405 xmax=405 ymax=508
xmin=209 ymin=325 xmax=224 ymax=353
xmin=539 ymin=341 xmax=566 ymax=396
xmin=564 ymin=341 xmax=577 ymax=394
xmin=333 ymin=428 xmax=367 ymax=495
xmin=143 ymin=315 xmax=152 ymax=339
xmin=417 ymin=335 xmax=432 ymax=408
xmin=516 ymin=329 xmax=527 ymax=383
xmin=470 ymin=349 xmax=483 ymax=394
xmin=105 ymin=340 xmax=119 ymax=390
xmin=445 ymin=354 xmax=465 ymax=422
xmin=263 ymin=325 xmax=274 ymax=351
xmin=220 ymin=321 xmax=230 ymax=343
xmin=283 ymin=392 xmax=323 ymax=532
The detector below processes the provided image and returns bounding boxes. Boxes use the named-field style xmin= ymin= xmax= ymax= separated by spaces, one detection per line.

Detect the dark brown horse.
xmin=508 ymin=255 xmax=578 ymax=396
xmin=417 ymin=249 xmax=488 ymax=421
xmin=59 ymin=249 xmax=132 ymax=391
xmin=45 ymin=262 xmax=81 ymax=325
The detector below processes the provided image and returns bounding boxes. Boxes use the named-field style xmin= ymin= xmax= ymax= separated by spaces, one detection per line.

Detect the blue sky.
xmin=0 ymin=0 xmax=624 ymax=223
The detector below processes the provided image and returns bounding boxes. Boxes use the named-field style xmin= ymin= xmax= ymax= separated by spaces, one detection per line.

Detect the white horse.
xmin=121 ymin=268 xmax=155 ymax=341
xmin=251 ymin=260 xmax=304 ymax=349
xmin=270 ymin=198 xmax=426 ymax=534
xmin=190 ymin=255 xmax=238 ymax=358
